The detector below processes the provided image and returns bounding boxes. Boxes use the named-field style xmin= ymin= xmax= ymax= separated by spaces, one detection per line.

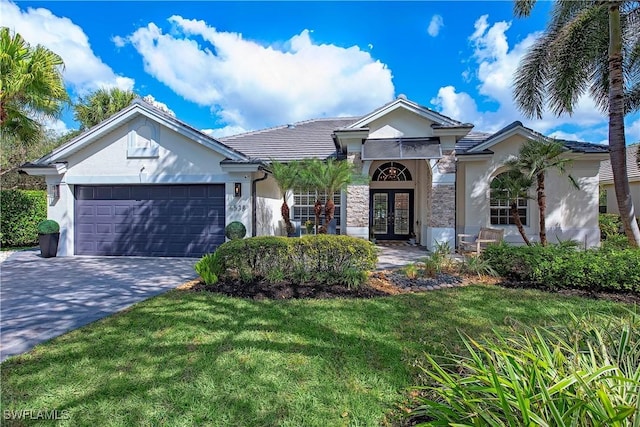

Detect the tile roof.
xmin=220 ymin=117 xmax=359 ymax=161
xmin=455 ymin=121 xmax=609 ymax=155
xmin=599 ymin=144 xmax=639 ymax=182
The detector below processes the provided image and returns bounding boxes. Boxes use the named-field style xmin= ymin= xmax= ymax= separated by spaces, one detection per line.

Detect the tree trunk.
xmin=510 ymin=202 xmax=531 ymax=246
xmin=608 ymin=3 xmax=640 ymax=247
xmin=314 ymin=199 xmax=323 ymax=234
xmin=281 ymin=199 xmax=293 ymax=234
xmin=324 ymin=198 xmax=335 ymax=225
xmin=536 ymin=173 xmax=547 ymax=245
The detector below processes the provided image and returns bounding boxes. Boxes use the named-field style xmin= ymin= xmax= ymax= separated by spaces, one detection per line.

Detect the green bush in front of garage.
xmin=195 ymin=235 xmax=377 ymax=288
xmin=0 ymin=189 xmax=47 ymax=247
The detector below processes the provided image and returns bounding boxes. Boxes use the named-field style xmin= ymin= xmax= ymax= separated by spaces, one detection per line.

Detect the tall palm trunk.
xmin=314 ymin=198 xmax=322 ymax=234
xmin=510 ymin=202 xmax=531 ymax=246
xmin=536 ymin=173 xmax=547 ymax=245
xmin=324 ymin=197 xmax=335 ymax=226
xmin=281 ymin=198 xmax=293 ymax=232
xmin=608 ymin=3 xmax=640 ymax=247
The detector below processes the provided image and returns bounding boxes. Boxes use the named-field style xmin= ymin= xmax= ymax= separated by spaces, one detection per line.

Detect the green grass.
xmin=0 ymin=286 xmax=633 ymax=426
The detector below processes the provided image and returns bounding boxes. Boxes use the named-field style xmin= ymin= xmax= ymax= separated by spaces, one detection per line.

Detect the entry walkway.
xmin=375 ymin=242 xmax=429 ymax=270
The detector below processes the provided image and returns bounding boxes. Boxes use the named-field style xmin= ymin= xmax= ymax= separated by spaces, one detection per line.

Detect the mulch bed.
xmin=179 ymin=272 xmax=639 ymax=304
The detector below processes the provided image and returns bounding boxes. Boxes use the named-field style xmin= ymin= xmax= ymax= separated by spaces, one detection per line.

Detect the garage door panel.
xmin=75 ymin=185 xmax=226 ymax=257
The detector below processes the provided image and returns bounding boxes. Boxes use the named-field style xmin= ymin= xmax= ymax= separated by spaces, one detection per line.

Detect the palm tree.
xmin=506 ymin=139 xmax=578 ymax=245
xmin=0 ymin=27 xmax=69 ymax=146
xmin=321 ymin=159 xmax=353 ymax=231
xmin=513 ymin=0 xmax=640 ymax=246
xmin=74 ymin=87 xmax=136 ymax=130
xmin=491 ymin=169 xmax=533 ymax=245
xmin=298 ymin=158 xmax=325 ymax=234
xmin=298 ymin=158 xmax=352 ymax=234
xmin=269 ymin=159 xmax=300 ymax=235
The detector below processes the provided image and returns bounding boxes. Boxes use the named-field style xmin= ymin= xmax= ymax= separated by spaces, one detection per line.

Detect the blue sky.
xmin=3 ymin=0 xmax=639 ymax=144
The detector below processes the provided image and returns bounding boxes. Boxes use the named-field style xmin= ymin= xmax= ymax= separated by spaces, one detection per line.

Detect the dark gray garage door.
xmin=75 ymin=185 xmax=225 ymax=257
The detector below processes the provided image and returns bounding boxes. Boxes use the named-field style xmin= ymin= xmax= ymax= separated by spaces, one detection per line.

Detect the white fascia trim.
xmin=432 ymin=128 xmax=473 ymax=137
xmin=564 ymin=152 xmax=610 ymax=161
xmin=220 ymin=163 xmax=261 ymax=172
xmin=64 ymin=174 xmax=232 ymax=184
xmin=43 ymin=104 xmax=248 ymax=164
xmin=21 ymin=164 xmax=67 ymax=176
xmin=347 ymin=99 xmax=454 ymax=130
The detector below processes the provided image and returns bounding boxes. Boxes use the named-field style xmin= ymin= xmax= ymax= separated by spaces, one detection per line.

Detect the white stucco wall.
xmin=255 ymin=175 xmax=283 ymax=236
xmin=458 ymin=134 xmax=603 ymax=247
xmin=603 ymin=180 xmax=640 ymax=216
xmin=44 ymin=115 xmax=251 ymax=255
xmin=367 ymin=109 xmax=435 ymax=138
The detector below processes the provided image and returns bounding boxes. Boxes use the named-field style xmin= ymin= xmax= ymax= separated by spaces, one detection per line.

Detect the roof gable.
xmin=36 ymin=99 xmax=248 ymax=165
xmin=467 ymin=121 xmax=608 ymax=155
xmin=347 ymin=96 xmax=467 ymax=130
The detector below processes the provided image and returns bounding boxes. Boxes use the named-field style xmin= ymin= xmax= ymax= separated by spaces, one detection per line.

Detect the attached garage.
xmin=74 ymin=184 xmax=225 ymax=257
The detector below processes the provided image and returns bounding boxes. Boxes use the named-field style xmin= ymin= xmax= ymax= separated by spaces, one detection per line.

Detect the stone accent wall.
xmin=437 ymin=151 xmax=456 ymax=174
xmin=430 ymin=184 xmax=455 ymax=228
xmin=346 ymin=184 xmax=370 ymax=227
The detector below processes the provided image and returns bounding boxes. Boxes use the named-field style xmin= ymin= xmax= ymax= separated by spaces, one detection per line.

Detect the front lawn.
xmin=1 ymin=286 xmax=633 ymax=426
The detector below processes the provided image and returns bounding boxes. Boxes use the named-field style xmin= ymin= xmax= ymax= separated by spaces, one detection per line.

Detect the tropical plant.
xmin=73 ymin=87 xmax=136 ymax=130
xmin=269 ymin=160 xmax=300 ymax=235
xmin=320 ymin=158 xmax=352 ymax=228
xmin=297 ymin=158 xmax=353 ymax=233
xmin=0 ymin=27 xmax=69 ymax=147
xmin=410 ymin=311 xmax=640 ymax=426
xmin=490 ymin=169 xmax=533 ymax=245
xmin=513 ymin=0 xmax=640 ymax=247
xmin=506 ymin=138 xmax=578 ymax=245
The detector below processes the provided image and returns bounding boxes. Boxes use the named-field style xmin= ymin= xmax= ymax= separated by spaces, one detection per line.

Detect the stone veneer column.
xmin=427 ymin=151 xmax=456 ymax=251
xmin=345 ymin=153 xmax=370 ymax=239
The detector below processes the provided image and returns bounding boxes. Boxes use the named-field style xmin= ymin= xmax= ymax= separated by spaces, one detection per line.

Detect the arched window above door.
xmin=372 ymin=162 xmax=412 ymax=181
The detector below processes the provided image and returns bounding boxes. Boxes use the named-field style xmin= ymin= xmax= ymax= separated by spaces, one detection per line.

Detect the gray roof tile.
xmin=599 ymin=144 xmax=639 ymax=181
xmin=220 ymin=117 xmax=359 ymax=161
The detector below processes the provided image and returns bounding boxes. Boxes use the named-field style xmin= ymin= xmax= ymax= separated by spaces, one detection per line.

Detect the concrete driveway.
xmin=0 ymin=249 xmax=198 ymax=362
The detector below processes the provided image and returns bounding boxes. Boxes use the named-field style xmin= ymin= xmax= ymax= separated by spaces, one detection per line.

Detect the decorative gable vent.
xmin=127 ymin=119 xmax=160 ymax=158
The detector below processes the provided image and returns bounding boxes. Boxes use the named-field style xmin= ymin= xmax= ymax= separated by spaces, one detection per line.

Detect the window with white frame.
xmin=293 ymin=190 xmax=341 ymax=234
xmin=489 ymin=173 xmax=528 ymax=226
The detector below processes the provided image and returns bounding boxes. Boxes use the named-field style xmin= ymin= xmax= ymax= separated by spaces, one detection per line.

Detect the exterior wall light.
xmin=234 ymin=182 xmax=242 ymax=198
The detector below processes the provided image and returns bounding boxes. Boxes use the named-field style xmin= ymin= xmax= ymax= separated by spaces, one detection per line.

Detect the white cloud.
xmin=431 ymin=15 xmax=609 ymax=140
xmin=427 ymin=15 xmax=444 ymax=37
xmin=119 ymin=16 xmax=394 ymax=131
xmin=0 ymin=0 xmax=134 ymax=94
xmin=202 ymin=126 xmax=248 ymax=138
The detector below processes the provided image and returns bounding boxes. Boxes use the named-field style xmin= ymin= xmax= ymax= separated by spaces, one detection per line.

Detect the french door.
xmin=370 ymin=190 xmax=414 ymax=240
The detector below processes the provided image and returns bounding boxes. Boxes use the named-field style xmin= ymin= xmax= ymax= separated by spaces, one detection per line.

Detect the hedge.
xmin=195 ymin=235 xmax=378 ymax=288
xmin=0 ymin=190 xmax=47 ymax=247
xmin=482 ymin=241 xmax=640 ymax=293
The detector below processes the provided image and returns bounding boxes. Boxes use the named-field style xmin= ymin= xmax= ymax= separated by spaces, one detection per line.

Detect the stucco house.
xmin=599 ymin=143 xmax=640 ymax=216
xmin=22 ymin=95 xmax=608 ymax=257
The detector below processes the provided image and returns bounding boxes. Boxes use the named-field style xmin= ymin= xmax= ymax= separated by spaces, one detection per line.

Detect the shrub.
xmin=224 ymin=221 xmax=246 ymax=240
xmin=37 ymin=219 xmax=60 ymax=234
xmin=0 ymin=190 xmax=47 ymax=247
xmin=459 ymin=255 xmax=497 ymax=277
xmin=194 ymin=252 xmax=223 ymax=286
xmin=410 ymin=311 xmax=640 ymax=426
xmin=201 ymin=235 xmax=377 ymax=288
xmin=482 ymin=242 xmax=640 ymax=293
xmin=599 ymin=213 xmax=623 ymax=239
